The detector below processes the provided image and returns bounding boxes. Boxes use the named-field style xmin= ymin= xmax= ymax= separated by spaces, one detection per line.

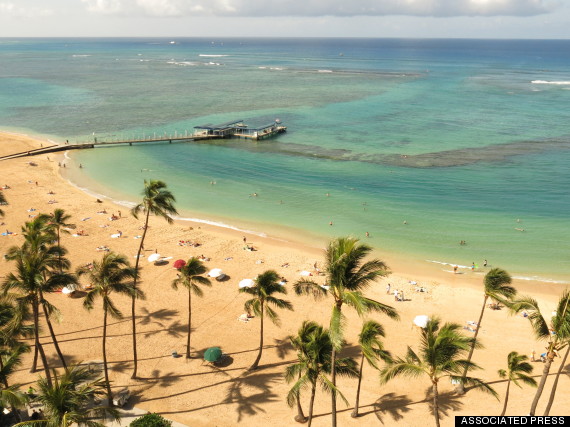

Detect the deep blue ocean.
xmin=1 ymin=38 xmax=569 ymax=282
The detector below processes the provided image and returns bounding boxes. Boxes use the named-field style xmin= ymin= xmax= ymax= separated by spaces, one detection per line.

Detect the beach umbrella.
xmin=148 ymin=253 xmax=161 ymax=262
xmin=239 ymin=278 xmax=254 ymax=289
xmin=204 ymin=347 xmax=222 ymax=363
xmin=173 ymin=259 xmax=186 ymax=269
xmin=413 ymin=315 xmax=430 ymax=328
xmin=208 ymin=268 xmax=224 ymax=278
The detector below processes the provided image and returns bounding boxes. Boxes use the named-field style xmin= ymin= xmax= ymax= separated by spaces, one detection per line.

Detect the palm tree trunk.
xmin=131 ymin=210 xmax=150 ymax=379
xmin=57 ymin=229 xmax=62 ymax=273
xmin=529 ymin=357 xmax=553 ymax=415
xmin=432 ymin=380 xmax=441 ymax=427
xmin=0 ymin=357 xmax=8 ymax=388
xmin=543 ymin=345 xmax=570 ymax=416
xmin=331 ymin=346 xmax=337 ymax=427
xmin=500 ymin=379 xmax=511 ymax=416
xmin=457 ymin=295 xmax=487 ymax=394
xmin=40 ymin=291 xmax=67 ymax=369
xmin=186 ymin=290 xmax=192 ymax=359
xmin=351 ymin=354 xmax=365 ymax=418
xmin=102 ymin=307 xmax=112 ymax=405
xmin=32 ymin=300 xmax=52 ymax=387
xmin=250 ymin=303 xmax=264 ymax=370
xmin=295 ymin=371 xmax=307 ymax=423
xmin=307 ymin=382 xmax=317 ymax=427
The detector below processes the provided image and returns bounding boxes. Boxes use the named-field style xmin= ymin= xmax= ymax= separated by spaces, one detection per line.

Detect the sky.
xmin=0 ymin=0 xmax=568 ymax=38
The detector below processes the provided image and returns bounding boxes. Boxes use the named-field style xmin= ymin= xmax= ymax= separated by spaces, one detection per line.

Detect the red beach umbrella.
xmin=173 ymin=259 xmax=186 ymax=270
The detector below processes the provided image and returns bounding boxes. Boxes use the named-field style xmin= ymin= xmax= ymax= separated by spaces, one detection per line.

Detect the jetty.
xmin=0 ymin=120 xmax=286 ymax=161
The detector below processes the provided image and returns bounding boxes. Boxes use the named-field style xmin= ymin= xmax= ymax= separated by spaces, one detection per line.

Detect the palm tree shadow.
xmin=424 ymin=387 xmax=463 ymax=419
xmin=223 ymin=371 xmax=281 ymax=422
xmin=371 ymin=393 xmax=413 ymax=423
xmin=272 ymin=337 xmax=293 ymax=360
xmin=143 ymin=319 xmax=187 ymax=339
xmin=137 ymin=307 xmax=179 ymax=328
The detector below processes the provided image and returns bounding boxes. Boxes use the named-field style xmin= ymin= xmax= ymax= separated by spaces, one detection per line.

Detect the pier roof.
xmin=194 ymin=120 xmax=244 ymax=130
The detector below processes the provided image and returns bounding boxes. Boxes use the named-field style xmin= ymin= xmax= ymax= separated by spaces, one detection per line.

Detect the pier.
xmin=0 ymin=120 xmax=286 ymax=161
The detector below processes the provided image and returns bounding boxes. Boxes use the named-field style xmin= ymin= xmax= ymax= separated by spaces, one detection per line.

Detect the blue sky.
xmin=0 ymin=0 xmax=568 ymax=38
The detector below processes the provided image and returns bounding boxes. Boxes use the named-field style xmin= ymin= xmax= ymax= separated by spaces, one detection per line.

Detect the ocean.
xmin=1 ymin=37 xmax=569 ymax=282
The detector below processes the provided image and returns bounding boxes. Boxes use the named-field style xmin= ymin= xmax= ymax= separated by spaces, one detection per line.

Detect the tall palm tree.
xmin=5 ymin=217 xmax=75 ymax=371
xmin=497 ymin=351 xmax=536 ymax=416
xmin=288 ymin=320 xmax=321 ymax=423
xmin=351 ymin=320 xmax=391 ymax=418
xmin=510 ymin=291 xmax=570 ymax=415
xmin=457 ymin=268 xmax=516 ymax=394
xmin=79 ymin=252 xmax=140 ymax=403
xmin=130 ymin=179 xmax=177 ymax=379
xmin=48 ymin=208 xmax=74 ymax=273
xmin=171 ymin=257 xmax=211 ymax=359
xmin=381 ymin=317 xmax=497 ymax=427
xmin=14 ymin=364 xmax=120 ymax=427
xmin=285 ymin=322 xmax=358 ymax=427
xmin=294 ymin=237 xmax=398 ymax=426
xmin=240 ymin=270 xmax=293 ymax=371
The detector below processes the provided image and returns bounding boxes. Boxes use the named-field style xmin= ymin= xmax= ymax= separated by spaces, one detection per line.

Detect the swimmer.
xmin=365 ymin=231 xmax=370 ymax=237
xmin=329 ymin=221 xmax=333 ymax=226
xmin=403 ymin=220 xmax=407 ymax=225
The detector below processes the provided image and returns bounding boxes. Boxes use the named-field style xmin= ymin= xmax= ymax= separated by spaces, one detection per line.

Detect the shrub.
xmin=130 ymin=413 xmax=172 ymax=427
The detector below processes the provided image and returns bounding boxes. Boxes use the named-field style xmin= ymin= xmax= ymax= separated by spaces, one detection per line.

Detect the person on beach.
xmin=454 ymin=265 xmax=458 ymax=274
xmin=386 ymin=283 xmax=391 ymax=294
xmin=471 ymin=262 xmax=475 ymax=271
xmin=483 ymin=259 xmax=488 ymax=267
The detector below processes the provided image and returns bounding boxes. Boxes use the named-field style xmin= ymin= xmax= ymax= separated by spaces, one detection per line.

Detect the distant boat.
xmin=169 ymin=41 xmax=176 ymax=44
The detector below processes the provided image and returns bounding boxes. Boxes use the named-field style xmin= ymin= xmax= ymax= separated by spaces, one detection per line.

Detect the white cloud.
xmin=0 ymin=2 xmax=52 ymax=18
xmin=80 ymin=0 xmax=558 ymax=17
xmin=81 ymin=0 xmax=123 ymax=15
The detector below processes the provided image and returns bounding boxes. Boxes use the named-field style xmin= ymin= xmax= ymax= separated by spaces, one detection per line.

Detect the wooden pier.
xmin=0 ymin=120 xmax=286 ymax=161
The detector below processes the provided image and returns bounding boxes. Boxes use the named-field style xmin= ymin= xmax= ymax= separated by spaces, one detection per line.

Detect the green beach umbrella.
xmin=204 ymin=347 xmax=222 ymax=363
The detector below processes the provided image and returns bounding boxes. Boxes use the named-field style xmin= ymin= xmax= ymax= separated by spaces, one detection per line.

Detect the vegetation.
xmin=130 ymin=179 xmax=178 ymax=378
xmin=381 ymin=317 xmax=497 ymax=427
xmin=240 ymin=270 xmax=293 ymax=370
xmin=171 ymin=257 xmax=211 ymax=358
xmin=294 ymin=237 xmax=398 ymax=426
xmin=351 ymin=320 xmax=391 ymax=418
xmin=457 ymin=268 xmax=516 ymax=394
xmin=510 ymin=291 xmax=570 ymax=415
xmin=285 ymin=321 xmax=358 ymax=427
xmin=79 ymin=252 xmax=141 ymax=403
xmin=14 ymin=364 xmax=120 ymax=427
xmin=130 ymin=413 xmax=172 ymax=427
xmin=497 ymin=351 xmax=536 ymax=416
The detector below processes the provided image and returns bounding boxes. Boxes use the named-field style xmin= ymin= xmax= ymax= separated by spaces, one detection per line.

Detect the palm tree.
xmin=171 ymin=257 xmax=211 ymax=359
xmin=48 ymin=208 xmax=74 ymax=273
xmin=381 ymin=317 xmax=497 ymax=427
xmin=0 ymin=345 xmax=29 ymax=422
xmin=351 ymin=320 xmax=391 ymax=418
xmin=130 ymin=179 xmax=177 ymax=379
xmin=79 ymin=252 xmax=140 ymax=403
xmin=294 ymin=237 xmax=398 ymax=426
xmin=497 ymin=351 xmax=536 ymax=416
xmin=5 ymin=217 xmax=75 ymax=372
xmin=14 ymin=364 xmax=120 ymax=427
xmin=510 ymin=291 xmax=570 ymax=415
xmin=240 ymin=270 xmax=293 ymax=370
xmin=457 ymin=268 xmax=516 ymax=394
xmin=285 ymin=322 xmax=358 ymax=427
xmin=288 ymin=320 xmax=320 ymax=423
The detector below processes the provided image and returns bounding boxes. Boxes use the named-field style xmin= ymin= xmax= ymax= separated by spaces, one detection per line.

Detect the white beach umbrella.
xmin=413 ymin=315 xmax=430 ymax=328
xmin=239 ymin=278 xmax=255 ymax=289
xmin=208 ymin=268 xmax=224 ymax=278
xmin=148 ymin=253 xmax=161 ymax=262
xmin=299 ymin=270 xmax=312 ymax=277
xmin=62 ymin=286 xmax=74 ymax=295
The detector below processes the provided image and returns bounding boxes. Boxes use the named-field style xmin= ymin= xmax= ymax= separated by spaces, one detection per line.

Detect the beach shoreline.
xmin=1 ymin=130 xmax=569 ymax=426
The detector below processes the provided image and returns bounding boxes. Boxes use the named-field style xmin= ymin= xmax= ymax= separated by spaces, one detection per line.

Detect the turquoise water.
xmin=1 ymin=38 xmax=570 ymax=282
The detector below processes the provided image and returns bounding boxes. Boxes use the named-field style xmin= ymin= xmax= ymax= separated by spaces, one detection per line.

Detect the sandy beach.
xmin=1 ymin=132 xmax=568 ymax=426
